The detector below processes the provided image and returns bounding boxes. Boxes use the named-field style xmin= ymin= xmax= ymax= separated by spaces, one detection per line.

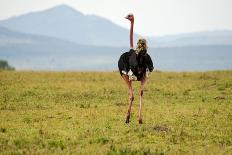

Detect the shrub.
xmin=0 ymin=60 xmax=15 ymax=70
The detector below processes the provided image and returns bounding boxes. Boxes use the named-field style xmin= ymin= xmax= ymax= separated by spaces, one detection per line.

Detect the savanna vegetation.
xmin=0 ymin=71 xmax=232 ymax=154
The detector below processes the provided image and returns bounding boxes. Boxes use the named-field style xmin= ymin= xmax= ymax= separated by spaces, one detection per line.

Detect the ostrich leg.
xmin=122 ymin=75 xmax=134 ymax=123
xmin=138 ymin=78 xmax=146 ymax=124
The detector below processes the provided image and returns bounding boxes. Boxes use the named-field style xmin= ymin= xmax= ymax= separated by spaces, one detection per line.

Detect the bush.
xmin=0 ymin=60 xmax=15 ymax=70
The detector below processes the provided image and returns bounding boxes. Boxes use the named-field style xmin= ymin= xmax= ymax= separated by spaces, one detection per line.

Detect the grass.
xmin=0 ymin=70 xmax=232 ymax=154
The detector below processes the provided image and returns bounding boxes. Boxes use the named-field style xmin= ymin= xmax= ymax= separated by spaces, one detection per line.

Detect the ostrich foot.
xmin=125 ymin=114 xmax=130 ymax=123
xmin=138 ymin=118 xmax=143 ymax=124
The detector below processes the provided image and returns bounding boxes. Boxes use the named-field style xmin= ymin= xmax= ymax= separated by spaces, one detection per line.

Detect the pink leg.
xmin=138 ymin=78 xmax=146 ymax=124
xmin=122 ymin=75 xmax=134 ymax=123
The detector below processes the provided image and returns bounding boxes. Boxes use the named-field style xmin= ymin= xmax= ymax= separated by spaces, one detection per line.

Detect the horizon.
xmin=0 ymin=0 xmax=232 ymax=36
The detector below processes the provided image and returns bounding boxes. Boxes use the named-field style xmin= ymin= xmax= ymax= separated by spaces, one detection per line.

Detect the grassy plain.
xmin=0 ymin=70 xmax=232 ymax=154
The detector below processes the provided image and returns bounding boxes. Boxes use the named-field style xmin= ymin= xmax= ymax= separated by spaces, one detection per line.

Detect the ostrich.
xmin=118 ymin=13 xmax=154 ymax=124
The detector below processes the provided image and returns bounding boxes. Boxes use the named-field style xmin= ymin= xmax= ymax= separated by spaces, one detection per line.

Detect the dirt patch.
xmin=153 ymin=125 xmax=169 ymax=132
xmin=214 ymin=96 xmax=225 ymax=100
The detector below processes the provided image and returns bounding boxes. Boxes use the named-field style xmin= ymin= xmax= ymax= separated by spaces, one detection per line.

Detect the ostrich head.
xmin=125 ymin=13 xmax=134 ymax=22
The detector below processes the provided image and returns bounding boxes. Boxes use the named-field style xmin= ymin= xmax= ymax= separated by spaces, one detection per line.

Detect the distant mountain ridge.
xmin=0 ymin=26 xmax=124 ymax=70
xmin=0 ymin=27 xmax=231 ymax=71
xmin=1 ymin=4 xmax=232 ymax=47
xmin=148 ymin=30 xmax=232 ymax=47
xmin=0 ymin=4 xmax=140 ymax=47
xmin=0 ymin=26 xmax=77 ymax=46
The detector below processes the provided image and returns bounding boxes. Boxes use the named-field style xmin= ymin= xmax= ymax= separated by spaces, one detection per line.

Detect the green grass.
xmin=0 ymin=70 xmax=232 ymax=154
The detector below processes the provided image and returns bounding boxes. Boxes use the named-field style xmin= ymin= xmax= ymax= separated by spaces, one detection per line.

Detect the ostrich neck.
xmin=129 ymin=21 xmax=134 ymax=49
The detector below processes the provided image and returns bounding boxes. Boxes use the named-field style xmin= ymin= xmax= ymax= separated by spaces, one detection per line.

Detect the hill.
xmin=148 ymin=30 xmax=232 ymax=47
xmin=1 ymin=4 xmax=232 ymax=47
xmin=1 ymin=27 xmax=232 ymax=71
xmin=0 ymin=26 xmax=123 ymax=70
xmin=0 ymin=5 xmax=139 ymax=47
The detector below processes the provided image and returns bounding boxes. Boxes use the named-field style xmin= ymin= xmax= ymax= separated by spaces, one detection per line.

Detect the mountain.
xmin=0 ymin=26 xmax=124 ymax=70
xmin=1 ymin=27 xmax=232 ymax=71
xmin=0 ymin=26 xmax=76 ymax=46
xmin=0 ymin=4 xmax=139 ymax=47
xmin=0 ymin=4 xmax=232 ymax=47
xmin=148 ymin=30 xmax=232 ymax=47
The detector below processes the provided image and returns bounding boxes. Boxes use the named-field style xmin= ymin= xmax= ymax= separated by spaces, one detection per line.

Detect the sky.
xmin=0 ymin=0 xmax=232 ymax=36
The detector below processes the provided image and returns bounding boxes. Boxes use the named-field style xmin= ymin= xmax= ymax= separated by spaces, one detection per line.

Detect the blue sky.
xmin=0 ymin=0 xmax=232 ymax=36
